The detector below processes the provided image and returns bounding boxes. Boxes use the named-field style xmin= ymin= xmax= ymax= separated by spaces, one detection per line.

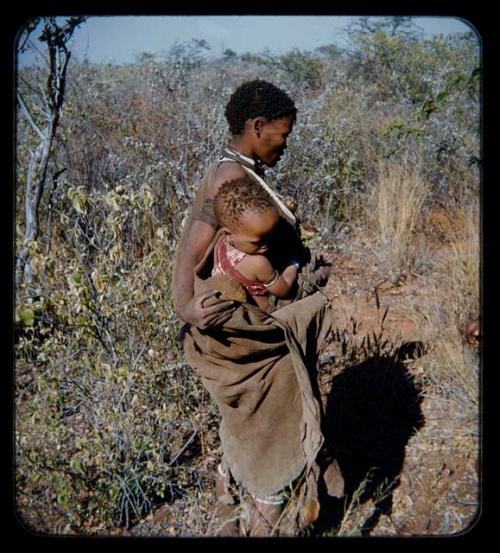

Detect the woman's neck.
xmin=228 ymin=139 xmax=256 ymax=163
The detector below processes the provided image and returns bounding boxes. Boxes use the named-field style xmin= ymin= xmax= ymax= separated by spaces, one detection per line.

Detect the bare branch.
xmin=169 ymin=430 xmax=198 ymax=465
xmin=17 ymin=93 xmax=45 ymax=140
xmin=16 ymin=18 xmax=42 ymax=54
xmin=37 ymin=82 xmax=51 ymax=116
xmin=25 ymin=36 xmax=50 ymax=69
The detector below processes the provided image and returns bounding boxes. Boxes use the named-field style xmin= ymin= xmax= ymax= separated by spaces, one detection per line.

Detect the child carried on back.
xmin=212 ymin=174 xmax=301 ymax=312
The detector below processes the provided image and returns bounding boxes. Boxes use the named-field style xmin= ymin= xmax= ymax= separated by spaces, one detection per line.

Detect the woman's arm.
xmin=173 ymin=163 xmax=250 ymax=330
xmin=172 ymin=163 xmax=246 ymax=328
xmin=172 ymin=220 xmax=235 ymax=328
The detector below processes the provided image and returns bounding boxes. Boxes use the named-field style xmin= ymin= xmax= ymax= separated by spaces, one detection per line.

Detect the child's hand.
xmin=300 ymin=222 xmax=319 ymax=236
xmin=299 ymin=222 xmax=321 ymax=248
xmin=283 ymin=261 xmax=299 ymax=282
xmin=282 ymin=195 xmax=298 ymax=213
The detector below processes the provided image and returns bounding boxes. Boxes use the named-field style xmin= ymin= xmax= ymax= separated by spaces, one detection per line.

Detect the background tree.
xmin=348 ymin=16 xmax=424 ymax=40
xmin=16 ymin=16 xmax=86 ymax=294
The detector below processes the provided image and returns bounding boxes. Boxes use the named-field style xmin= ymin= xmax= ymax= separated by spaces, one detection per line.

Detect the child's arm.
xmin=249 ymin=256 xmax=299 ymax=298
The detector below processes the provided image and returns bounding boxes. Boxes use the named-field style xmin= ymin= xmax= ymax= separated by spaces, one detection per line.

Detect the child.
xmin=212 ymin=174 xmax=301 ymax=312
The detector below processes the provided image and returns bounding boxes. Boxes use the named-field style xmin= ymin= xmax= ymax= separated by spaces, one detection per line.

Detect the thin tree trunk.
xmin=16 ymin=117 xmax=56 ymax=292
xmin=16 ymin=16 xmax=85 ymax=295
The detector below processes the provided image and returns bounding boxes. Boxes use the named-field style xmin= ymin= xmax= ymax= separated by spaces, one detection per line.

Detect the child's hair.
xmin=214 ymin=174 xmax=276 ymax=229
xmin=224 ymin=80 xmax=297 ymax=136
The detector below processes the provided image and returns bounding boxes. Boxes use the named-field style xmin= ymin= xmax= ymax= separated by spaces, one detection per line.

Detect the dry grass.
xmin=448 ymin=207 xmax=481 ymax=324
xmin=410 ymin=203 xmax=480 ymax=411
xmin=366 ymin=158 xmax=430 ymax=282
xmin=334 ymin=473 xmax=397 ymax=537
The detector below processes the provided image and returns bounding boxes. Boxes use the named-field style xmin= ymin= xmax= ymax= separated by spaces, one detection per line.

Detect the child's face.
xmin=226 ymin=207 xmax=279 ymax=255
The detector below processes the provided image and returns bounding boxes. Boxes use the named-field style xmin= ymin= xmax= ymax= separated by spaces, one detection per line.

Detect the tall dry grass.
xmin=448 ymin=208 xmax=481 ymax=324
xmin=411 ymin=204 xmax=480 ymax=411
xmin=367 ymin=158 xmax=430 ymax=282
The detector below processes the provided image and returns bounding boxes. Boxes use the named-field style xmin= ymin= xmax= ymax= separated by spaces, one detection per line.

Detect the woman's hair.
xmin=214 ymin=174 xmax=276 ymax=229
xmin=224 ymin=80 xmax=297 ymax=135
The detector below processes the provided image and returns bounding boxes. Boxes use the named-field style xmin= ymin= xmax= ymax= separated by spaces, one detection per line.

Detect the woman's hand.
xmin=312 ymin=255 xmax=331 ymax=287
xmin=180 ymin=290 xmax=236 ymax=330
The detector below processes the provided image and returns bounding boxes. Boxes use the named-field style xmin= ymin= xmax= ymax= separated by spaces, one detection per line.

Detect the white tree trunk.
xmin=17 ymin=119 xmax=55 ymax=291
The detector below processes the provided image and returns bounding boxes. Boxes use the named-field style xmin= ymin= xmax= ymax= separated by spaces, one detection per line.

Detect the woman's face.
xmin=255 ymin=115 xmax=295 ymax=167
xmin=227 ymin=206 xmax=279 ymax=255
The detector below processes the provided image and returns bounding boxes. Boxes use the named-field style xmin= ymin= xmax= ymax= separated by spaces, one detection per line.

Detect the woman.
xmin=172 ymin=80 xmax=340 ymax=536
xmin=173 ymin=79 xmax=329 ymax=329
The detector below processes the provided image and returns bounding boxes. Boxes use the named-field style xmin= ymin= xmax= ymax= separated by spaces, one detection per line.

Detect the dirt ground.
xmin=315 ymin=239 xmax=480 ymax=536
xmin=113 ymin=237 xmax=481 ymax=538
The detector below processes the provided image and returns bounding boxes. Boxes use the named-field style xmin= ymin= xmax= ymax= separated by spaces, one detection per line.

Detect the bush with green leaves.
xmin=15 ymin=180 xmax=221 ymax=531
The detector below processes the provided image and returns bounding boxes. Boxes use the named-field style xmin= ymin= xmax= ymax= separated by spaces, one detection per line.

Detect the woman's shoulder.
xmin=207 ymin=162 xmax=247 ymax=198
